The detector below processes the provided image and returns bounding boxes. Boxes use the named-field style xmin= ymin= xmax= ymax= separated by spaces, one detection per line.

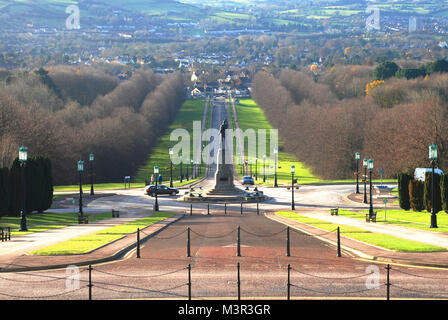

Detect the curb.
xmin=265 ymin=212 xmax=448 ymax=269
xmin=0 ymin=213 xmax=186 ymax=273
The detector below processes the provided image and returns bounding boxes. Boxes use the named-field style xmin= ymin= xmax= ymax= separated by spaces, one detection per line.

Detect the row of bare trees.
xmin=0 ymin=67 xmax=186 ymax=185
xmin=252 ymin=67 xmax=448 ymax=180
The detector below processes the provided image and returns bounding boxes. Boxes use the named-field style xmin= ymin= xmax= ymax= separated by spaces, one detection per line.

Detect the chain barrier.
xmin=392 ymin=267 xmax=448 ymax=280
xmin=290 ymin=283 xmax=375 ymax=295
xmin=93 ymin=282 xmax=188 ymax=296
xmin=190 ymin=228 xmax=238 ymax=239
xmin=240 ymin=227 xmax=287 ymax=238
xmin=92 ymin=266 xmax=186 ymax=278
xmin=141 ymin=228 xmax=187 ymax=240
xmin=290 ymin=227 xmax=338 ymax=237
xmin=0 ymin=285 xmax=86 ymax=299
xmin=390 ymin=284 xmax=448 ymax=296
xmin=290 ymin=267 xmax=370 ymax=280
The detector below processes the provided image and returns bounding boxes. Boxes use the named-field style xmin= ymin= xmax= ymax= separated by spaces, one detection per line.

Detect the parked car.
xmin=242 ymin=176 xmax=254 ymax=185
xmin=414 ymin=168 xmax=444 ymax=181
xmin=145 ymin=184 xmax=179 ymax=197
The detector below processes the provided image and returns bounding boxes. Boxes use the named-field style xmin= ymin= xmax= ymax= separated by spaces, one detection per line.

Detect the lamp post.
xmin=18 ymin=146 xmax=28 ymax=232
xmin=291 ymin=165 xmax=295 ymax=210
xmin=368 ymin=159 xmax=374 ymax=218
xmin=191 ymin=159 xmax=194 ymax=179
xmin=363 ymin=158 xmax=368 ymax=204
xmin=78 ymin=160 xmax=84 ymax=220
xmin=429 ymin=144 xmax=438 ymax=228
xmin=89 ymin=153 xmax=94 ymax=196
xmin=249 ymin=159 xmax=252 ymax=177
xmin=355 ymin=152 xmax=360 ymax=194
xmin=245 ymin=160 xmax=248 ymax=176
xmin=180 ymin=155 xmax=183 ymax=183
xmin=169 ymin=148 xmax=174 ymax=188
xmin=274 ymin=147 xmax=278 ymax=187
xmin=255 ymin=157 xmax=258 ymax=181
xmin=263 ymin=153 xmax=266 ymax=183
xmin=154 ymin=165 xmax=159 ymax=212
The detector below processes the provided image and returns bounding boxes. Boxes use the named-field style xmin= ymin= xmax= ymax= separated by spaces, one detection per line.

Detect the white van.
xmin=414 ymin=168 xmax=444 ymax=181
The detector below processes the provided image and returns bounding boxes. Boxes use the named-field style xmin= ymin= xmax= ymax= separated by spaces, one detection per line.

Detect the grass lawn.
xmin=276 ymin=211 xmax=446 ymax=252
xmin=134 ymin=98 xmax=207 ymax=185
xmin=337 ymin=209 xmax=448 ymax=233
xmin=234 ymin=99 xmax=396 ymax=185
xmin=0 ymin=211 xmax=112 ymax=236
xmin=31 ymin=212 xmax=174 ymax=255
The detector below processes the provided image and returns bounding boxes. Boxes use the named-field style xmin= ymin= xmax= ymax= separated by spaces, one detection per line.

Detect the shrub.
xmin=423 ymin=171 xmax=442 ymax=213
xmin=397 ymin=172 xmax=411 ymax=210
xmin=409 ymin=179 xmax=424 ymax=212
xmin=441 ymin=174 xmax=448 ymax=213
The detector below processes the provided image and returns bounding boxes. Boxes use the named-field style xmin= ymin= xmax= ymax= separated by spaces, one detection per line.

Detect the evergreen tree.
xmin=424 ymin=172 xmax=442 ymax=213
xmin=409 ymin=179 xmax=424 ymax=212
xmin=397 ymin=172 xmax=411 ymax=210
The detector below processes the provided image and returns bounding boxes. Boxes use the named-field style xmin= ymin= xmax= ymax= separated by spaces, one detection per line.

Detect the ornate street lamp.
xmin=355 ymin=152 xmax=360 ymax=194
xmin=154 ymin=165 xmax=159 ymax=212
xmin=274 ymin=147 xmax=278 ymax=187
xmin=18 ymin=146 xmax=28 ymax=232
xmin=368 ymin=159 xmax=374 ymax=218
xmin=255 ymin=157 xmax=258 ymax=180
xmin=249 ymin=159 xmax=252 ymax=177
xmin=191 ymin=159 xmax=194 ymax=179
xmin=363 ymin=158 xmax=368 ymax=204
xmin=169 ymin=148 xmax=174 ymax=188
xmin=89 ymin=153 xmax=94 ymax=196
xmin=78 ymin=160 xmax=84 ymax=221
xmin=291 ymin=165 xmax=296 ymax=210
xmin=429 ymin=144 xmax=438 ymax=228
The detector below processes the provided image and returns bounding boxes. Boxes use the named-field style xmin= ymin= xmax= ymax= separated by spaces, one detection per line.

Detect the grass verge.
xmin=276 ymin=211 xmax=446 ymax=252
xmin=337 ymin=209 xmax=448 ymax=233
xmin=0 ymin=212 xmax=112 ymax=236
xmin=31 ymin=212 xmax=174 ymax=255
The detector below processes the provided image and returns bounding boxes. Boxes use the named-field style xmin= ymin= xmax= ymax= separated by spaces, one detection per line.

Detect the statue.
xmin=219 ymin=119 xmax=228 ymax=141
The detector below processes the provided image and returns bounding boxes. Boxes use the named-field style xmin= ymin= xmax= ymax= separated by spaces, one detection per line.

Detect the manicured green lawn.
xmin=337 ymin=209 xmax=448 ymax=233
xmin=234 ymin=99 xmax=396 ymax=185
xmin=0 ymin=211 xmax=112 ymax=236
xmin=135 ymin=99 xmax=208 ymax=184
xmin=276 ymin=211 xmax=446 ymax=252
xmin=54 ymin=182 xmax=144 ymax=192
xmin=31 ymin=212 xmax=174 ymax=255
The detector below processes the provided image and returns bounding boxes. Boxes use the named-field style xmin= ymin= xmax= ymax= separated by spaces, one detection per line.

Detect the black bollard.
xmin=224 ymin=203 xmax=227 ymax=215
xmin=188 ymin=264 xmax=192 ymax=300
xmin=136 ymin=228 xmax=141 ymax=259
xmin=386 ymin=264 xmax=391 ymax=301
xmin=190 ymin=203 xmax=193 ymax=216
xmin=286 ymin=226 xmax=290 ymax=257
xmin=257 ymin=202 xmax=259 ymax=215
xmin=337 ymin=226 xmax=341 ymax=257
xmin=240 ymin=202 xmax=243 ymax=215
xmin=88 ymin=264 xmax=93 ymax=300
xmin=237 ymin=226 xmax=241 ymax=257
xmin=237 ymin=262 xmax=241 ymax=300
xmin=287 ymin=264 xmax=291 ymax=300
xmin=207 ymin=202 xmax=210 ymax=215
xmin=187 ymin=227 xmax=191 ymax=257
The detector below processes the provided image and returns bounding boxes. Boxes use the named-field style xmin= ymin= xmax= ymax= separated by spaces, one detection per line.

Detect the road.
xmin=1 ymin=99 xmax=448 ymax=300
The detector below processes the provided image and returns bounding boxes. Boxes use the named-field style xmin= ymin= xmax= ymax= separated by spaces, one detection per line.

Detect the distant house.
xmin=191 ymin=72 xmax=198 ymax=82
xmin=191 ymin=87 xmax=203 ymax=97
